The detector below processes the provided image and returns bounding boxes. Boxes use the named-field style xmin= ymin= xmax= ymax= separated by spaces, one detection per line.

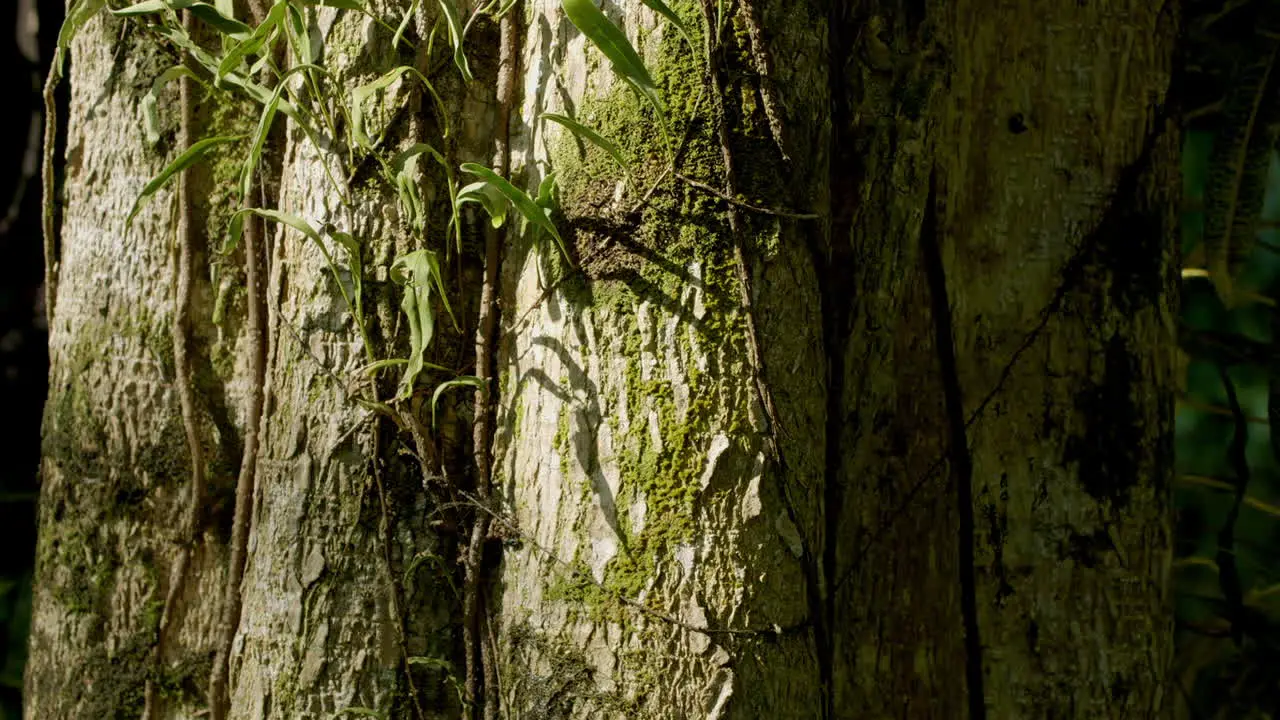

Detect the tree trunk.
xmin=27 ymin=1 xmax=1177 ymax=718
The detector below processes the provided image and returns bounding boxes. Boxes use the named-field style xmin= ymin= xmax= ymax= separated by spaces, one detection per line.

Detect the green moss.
xmin=536 ymin=0 xmax=776 ymax=619
xmin=73 ymin=633 xmax=211 ymax=719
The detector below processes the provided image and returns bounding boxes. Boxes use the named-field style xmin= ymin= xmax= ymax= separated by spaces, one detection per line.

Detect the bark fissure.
xmin=208 ymin=149 xmax=268 ymax=720
xmin=821 ymin=2 xmax=858 ymax=713
xmin=919 ymin=166 xmax=987 ymax=720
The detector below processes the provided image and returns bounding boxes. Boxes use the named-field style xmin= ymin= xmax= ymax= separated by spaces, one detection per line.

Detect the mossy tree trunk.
xmin=27 ymin=0 xmax=1177 ymax=718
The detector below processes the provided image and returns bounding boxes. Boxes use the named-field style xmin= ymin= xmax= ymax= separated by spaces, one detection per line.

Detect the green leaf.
xmin=640 ymin=0 xmax=693 ymax=48
xmin=189 ymin=3 xmax=254 ymax=35
xmin=431 ymin=377 xmax=485 ymax=428
xmin=390 ymin=250 xmax=456 ymax=400
xmin=350 ymin=66 xmax=448 ymax=149
xmin=114 ymin=0 xmax=252 ymax=37
xmin=127 ymin=135 xmax=245 ymax=226
xmin=229 ymin=210 xmax=366 ymax=332
xmin=407 ymin=655 xmax=455 ymax=671
xmin=217 ymin=1 xmax=286 ymax=85
xmin=55 ymin=0 xmax=106 ymax=74
xmin=142 ymin=66 xmax=206 ymax=145
xmin=240 ymin=96 xmax=279 ymax=205
xmin=225 ymin=64 xmax=326 ymax=252
xmin=331 ymin=229 xmax=363 ymax=318
xmin=361 ymin=358 xmax=407 ymax=373
xmin=535 ymin=172 xmax=558 ymax=211
xmin=285 ymin=2 xmax=314 ymax=64
xmin=540 ymin=113 xmax=629 ymax=171
xmin=460 ymin=163 xmax=571 ymax=263
xmin=457 ymin=181 xmax=508 ymax=229
xmin=393 ymin=0 xmax=419 ymax=50
xmin=560 ymin=0 xmax=663 ymax=114
xmin=437 ymin=0 xmax=474 ymax=82
xmin=389 ymin=144 xmax=444 ymax=233
xmin=111 ymin=0 xmax=181 ymax=12
xmin=234 ymin=208 xmax=322 ymax=243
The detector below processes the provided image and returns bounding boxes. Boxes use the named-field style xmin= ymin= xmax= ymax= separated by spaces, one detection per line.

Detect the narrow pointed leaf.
xmin=437 ymin=0 xmax=474 ymax=82
xmin=391 ymin=249 xmax=454 ymax=400
xmin=57 ymin=0 xmax=107 ymax=70
xmin=143 ymin=66 xmax=206 ymax=145
xmin=351 ymin=66 xmax=448 ymax=149
xmin=217 ymin=1 xmax=285 ymax=84
xmin=297 ymin=0 xmax=364 ymax=8
xmin=640 ymin=0 xmax=693 ymax=47
xmin=560 ymin=0 xmax=663 ymax=113
xmin=458 ymin=181 xmax=509 ymax=228
xmin=114 ymin=0 xmax=251 ymax=35
xmin=461 ymin=163 xmax=571 ymax=263
xmin=431 ymin=377 xmax=486 ymax=428
xmin=188 ymin=3 xmax=253 ymax=36
xmin=540 ymin=113 xmax=629 ymax=171
xmin=127 ymin=134 xmax=245 ymax=226
xmin=536 ymin=172 xmax=558 ymax=210
xmin=393 ymin=0 xmax=420 ymax=50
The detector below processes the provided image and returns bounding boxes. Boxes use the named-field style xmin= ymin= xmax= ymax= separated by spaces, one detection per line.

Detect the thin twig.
xmin=41 ymin=51 xmax=61 ymax=328
xmin=674 ymin=172 xmax=819 ymax=220
xmin=624 ymin=87 xmax=705 ymax=218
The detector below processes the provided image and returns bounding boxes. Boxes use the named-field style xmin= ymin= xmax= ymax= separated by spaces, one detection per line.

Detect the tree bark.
xmin=27 ymin=1 xmax=1177 ymax=718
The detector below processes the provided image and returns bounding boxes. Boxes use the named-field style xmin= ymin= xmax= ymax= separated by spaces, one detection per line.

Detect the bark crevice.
xmin=919 ymin=166 xmax=987 ymax=720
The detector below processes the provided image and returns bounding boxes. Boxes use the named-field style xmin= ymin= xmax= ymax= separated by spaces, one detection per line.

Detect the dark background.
xmin=0 ymin=0 xmax=61 ymax=717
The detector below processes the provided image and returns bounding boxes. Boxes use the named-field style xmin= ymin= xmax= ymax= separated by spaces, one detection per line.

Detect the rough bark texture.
xmin=829 ymin=1 xmax=1179 ymax=717
xmin=27 ymin=0 xmax=1177 ymax=718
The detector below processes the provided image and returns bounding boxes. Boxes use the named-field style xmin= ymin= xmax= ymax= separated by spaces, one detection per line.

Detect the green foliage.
xmin=639 ymin=0 xmax=693 ymax=48
xmin=112 ymin=0 xmax=558 ymax=407
xmin=1179 ymin=126 xmax=1280 ymax=717
xmin=56 ymin=0 xmax=107 ymax=70
xmin=112 ymin=1 xmax=252 ymax=37
xmin=431 ymin=377 xmax=485 ymax=428
xmin=215 ymin=1 xmax=286 ymax=84
xmin=540 ymin=112 xmax=630 ymax=173
xmin=126 ymin=135 xmax=246 ymax=226
xmin=390 ymin=250 xmax=455 ymax=400
xmin=350 ymin=65 xmax=447 ymax=150
xmin=561 ymin=0 xmax=664 ymax=119
xmin=461 ymin=163 xmax=570 ymax=262
xmin=437 ymin=0 xmax=474 ymax=82
xmin=142 ymin=66 xmax=207 ymax=145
